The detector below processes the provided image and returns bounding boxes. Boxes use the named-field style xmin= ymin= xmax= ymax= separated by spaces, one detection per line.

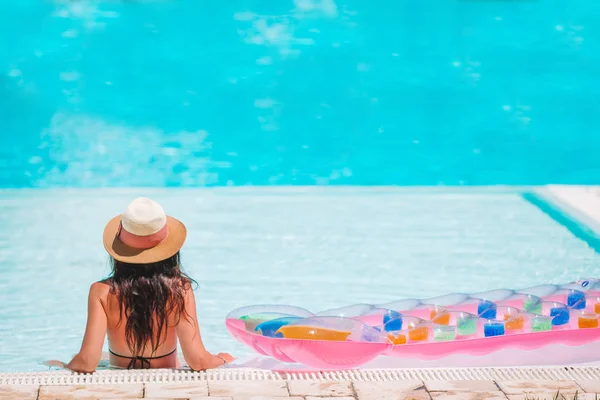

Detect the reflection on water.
xmin=1 ymin=0 xmax=600 ymax=186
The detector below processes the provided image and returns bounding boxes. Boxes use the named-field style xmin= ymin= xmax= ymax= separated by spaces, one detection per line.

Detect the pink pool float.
xmin=225 ymin=305 xmax=391 ymax=369
xmin=226 ymin=279 xmax=600 ymax=369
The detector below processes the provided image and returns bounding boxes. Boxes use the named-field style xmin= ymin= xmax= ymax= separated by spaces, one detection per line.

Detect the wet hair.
xmin=108 ymin=252 xmax=196 ymax=357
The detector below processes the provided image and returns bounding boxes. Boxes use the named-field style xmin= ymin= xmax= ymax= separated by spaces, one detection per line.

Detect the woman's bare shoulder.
xmin=90 ymin=280 xmax=111 ymax=298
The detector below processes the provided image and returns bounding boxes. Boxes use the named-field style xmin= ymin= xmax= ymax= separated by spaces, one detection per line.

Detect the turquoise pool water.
xmin=1 ymin=1 xmax=600 ymax=372
xmin=0 ymin=188 xmax=599 ymax=371
xmin=1 ymin=0 xmax=600 ymax=187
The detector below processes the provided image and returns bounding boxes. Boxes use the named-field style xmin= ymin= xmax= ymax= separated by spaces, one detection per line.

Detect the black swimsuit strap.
xmin=109 ymin=348 xmax=177 ymax=369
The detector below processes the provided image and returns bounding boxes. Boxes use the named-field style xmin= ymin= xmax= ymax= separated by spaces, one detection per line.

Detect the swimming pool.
xmin=1 ymin=0 xmax=600 ymax=187
xmin=1 ymin=0 xmax=600 ymax=373
xmin=0 ymin=188 xmax=599 ymax=371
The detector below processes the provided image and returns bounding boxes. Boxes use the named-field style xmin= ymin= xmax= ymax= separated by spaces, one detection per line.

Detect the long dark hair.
xmin=108 ymin=252 xmax=196 ymax=356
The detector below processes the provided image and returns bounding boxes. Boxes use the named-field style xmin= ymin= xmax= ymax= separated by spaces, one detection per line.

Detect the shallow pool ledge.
xmin=540 ymin=185 xmax=600 ymax=234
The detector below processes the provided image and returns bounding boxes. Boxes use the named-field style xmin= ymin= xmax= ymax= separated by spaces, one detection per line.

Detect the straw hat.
xmin=103 ymin=197 xmax=187 ymax=264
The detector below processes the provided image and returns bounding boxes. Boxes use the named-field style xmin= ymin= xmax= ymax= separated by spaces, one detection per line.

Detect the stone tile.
xmin=99 ymin=398 xmax=183 ymax=400
xmin=189 ymin=397 xmax=232 ymax=400
xmin=188 ymin=398 xmax=233 ymax=400
xmin=354 ymin=381 xmax=429 ymax=400
xmin=425 ymin=381 xmax=499 ymax=392
xmin=0 ymin=385 xmax=39 ymax=400
xmin=288 ymin=380 xmax=353 ymax=396
xmin=506 ymin=393 xmax=597 ymax=400
xmin=128 ymin=398 xmax=189 ymax=400
xmin=578 ymin=381 xmax=600 ymax=393
xmin=396 ymin=390 xmax=430 ymax=400
xmin=497 ymin=381 xmax=582 ymax=395
xmin=113 ymin=398 xmax=188 ymax=400
xmin=306 ymin=397 xmax=355 ymax=400
xmin=190 ymin=396 xmax=233 ymax=400
xmin=431 ymin=391 xmax=507 ymax=400
xmin=190 ymin=398 xmax=232 ymax=400
xmin=39 ymin=384 xmax=143 ymax=399
xmin=231 ymin=397 xmax=303 ymax=400
xmin=145 ymin=382 xmax=209 ymax=398
xmin=208 ymin=381 xmax=289 ymax=397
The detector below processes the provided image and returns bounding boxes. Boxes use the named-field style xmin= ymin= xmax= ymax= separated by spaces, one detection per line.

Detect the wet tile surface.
xmin=431 ymin=391 xmax=507 ymax=400
xmin=0 ymin=385 xmax=39 ymax=400
xmin=207 ymin=381 xmax=289 ymax=397
xmin=425 ymin=381 xmax=499 ymax=392
xmin=353 ymin=380 xmax=429 ymax=400
xmin=496 ymin=380 xmax=582 ymax=395
xmin=145 ymin=382 xmax=209 ymax=398
xmin=306 ymin=397 xmax=356 ymax=400
xmin=506 ymin=394 xmax=598 ymax=400
xmin=39 ymin=383 xmax=144 ymax=399
xmin=288 ymin=380 xmax=353 ymax=396
xmin=187 ymin=397 xmax=233 ymax=400
xmin=578 ymin=380 xmax=600 ymax=393
xmin=229 ymin=397 xmax=303 ymax=400
xmin=188 ymin=397 xmax=232 ymax=400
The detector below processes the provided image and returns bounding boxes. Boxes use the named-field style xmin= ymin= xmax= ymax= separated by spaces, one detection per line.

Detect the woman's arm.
xmin=177 ymin=288 xmax=234 ymax=370
xmin=66 ymin=282 xmax=108 ymax=373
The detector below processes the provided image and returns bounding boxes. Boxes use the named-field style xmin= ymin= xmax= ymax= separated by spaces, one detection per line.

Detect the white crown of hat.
xmin=121 ymin=197 xmax=167 ymax=236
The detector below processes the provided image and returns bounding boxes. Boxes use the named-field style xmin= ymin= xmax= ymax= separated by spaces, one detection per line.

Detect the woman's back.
xmin=103 ymin=250 xmax=192 ymax=369
xmin=101 ymin=279 xmax=180 ymax=369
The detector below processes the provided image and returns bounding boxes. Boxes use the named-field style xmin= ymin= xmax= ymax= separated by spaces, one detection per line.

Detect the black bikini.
xmin=109 ymin=348 xmax=177 ymax=369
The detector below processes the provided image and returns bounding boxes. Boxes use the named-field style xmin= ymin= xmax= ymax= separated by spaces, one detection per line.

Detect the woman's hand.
xmin=216 ymin=352 xmax=235 ymax=366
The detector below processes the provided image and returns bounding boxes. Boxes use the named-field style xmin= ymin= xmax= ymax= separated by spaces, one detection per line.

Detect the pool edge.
xmin=528 ymin=186 xmax=600 ymax=248
xmin=2 ymin=365 xmax=600 ymax=384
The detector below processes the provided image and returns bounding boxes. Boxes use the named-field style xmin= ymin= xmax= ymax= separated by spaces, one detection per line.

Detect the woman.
xmin=47 ymin=197 xmax=234 ymax=372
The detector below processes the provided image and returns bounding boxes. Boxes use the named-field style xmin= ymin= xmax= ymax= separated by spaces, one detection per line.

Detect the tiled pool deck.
xmin=1 ymin=185 xmax=599 ymax=400
xmin=2 ymin=369 xmax=600 ymax=400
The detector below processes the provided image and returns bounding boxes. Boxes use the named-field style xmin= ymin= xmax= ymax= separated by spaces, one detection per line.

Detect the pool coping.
xmin=3 ymin=366 xmax=600 ymax=384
